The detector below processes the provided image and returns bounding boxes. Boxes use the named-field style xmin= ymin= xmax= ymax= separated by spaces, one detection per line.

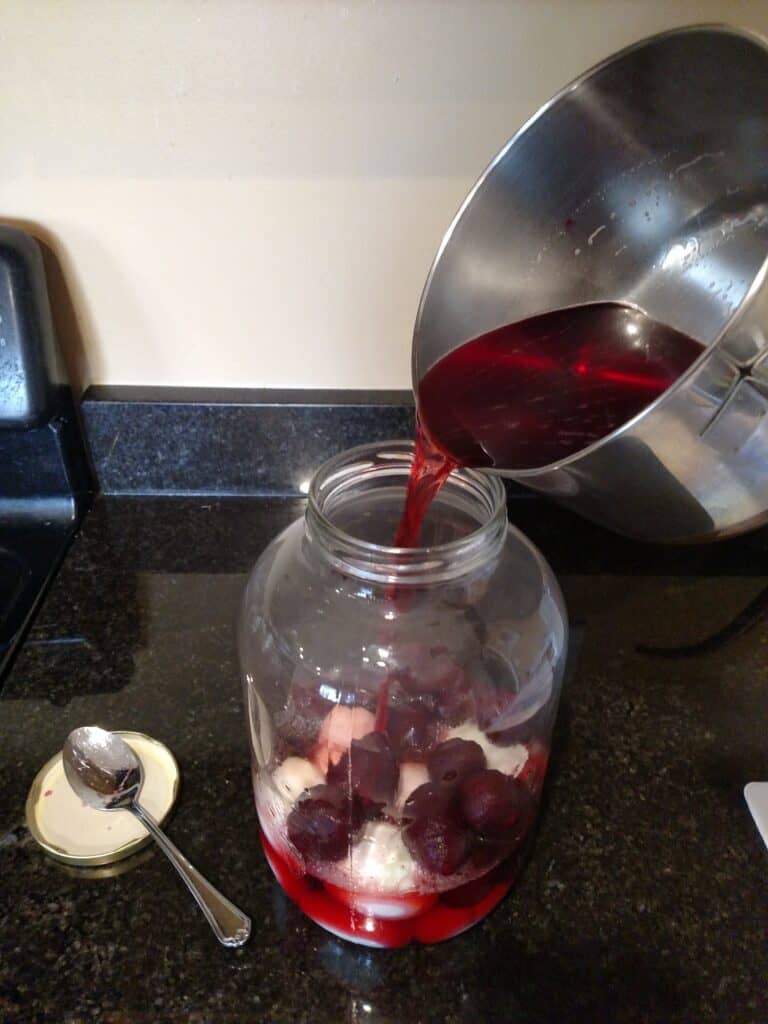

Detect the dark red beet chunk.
xmin=440 ymin=871 xmax=497 ymax=908
xmin=326 ymin=731 xmax=397 ymax=814
xmin=386 ymin=705 xmax=438 ymax=759
xmin=401 ymin=781 xmax=456 ymax=823
xmin=277 ymin=682 xmax=328 ymax=756
xmin=402 ymin=782 xmax=473 ymax=875
xmin=403 ymin=811 xmax=473 ymax=876
xmin=468 ymin=835 xmax=509 ymax=872
xmin=427 ymin=738 xmax=486 ymax=786
xmin=384 ymin=679 xmax=439 ymax=759
xmin=287 ymin=784 xmax=357 ymax=862
xmin=460 ymin=770 xmax=532 ymax=838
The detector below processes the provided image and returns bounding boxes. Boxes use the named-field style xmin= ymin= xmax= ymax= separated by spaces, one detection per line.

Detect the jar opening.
xmin=306 ymin=441 xmax=507 ymax=584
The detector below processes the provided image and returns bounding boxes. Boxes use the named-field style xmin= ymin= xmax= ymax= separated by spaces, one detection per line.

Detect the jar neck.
xmin=305 ymin=442 xmax=507 ymax=585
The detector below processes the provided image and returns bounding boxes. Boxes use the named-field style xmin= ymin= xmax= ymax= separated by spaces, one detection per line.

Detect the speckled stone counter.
xmin=1 ymin=495 xmax=767 ymax=1024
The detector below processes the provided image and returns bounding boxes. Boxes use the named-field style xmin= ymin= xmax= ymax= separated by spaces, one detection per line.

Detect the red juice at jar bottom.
xmin=396 ymin=302 xmax=704 ymax=546
xmin=260 ymin=830 xmax=524 ymax=948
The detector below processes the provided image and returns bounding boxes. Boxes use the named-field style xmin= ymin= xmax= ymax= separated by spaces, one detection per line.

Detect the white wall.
xmin=1 ymin=1 xmax=767 ymax=390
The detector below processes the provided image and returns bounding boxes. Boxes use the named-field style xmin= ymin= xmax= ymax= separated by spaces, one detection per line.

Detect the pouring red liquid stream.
xmin=396 ymin=302 xmax=704 ymax=546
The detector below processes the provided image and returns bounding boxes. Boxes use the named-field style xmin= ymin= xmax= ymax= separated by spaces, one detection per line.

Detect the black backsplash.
xmin=81 ymin=386 xmax=416 ymax=496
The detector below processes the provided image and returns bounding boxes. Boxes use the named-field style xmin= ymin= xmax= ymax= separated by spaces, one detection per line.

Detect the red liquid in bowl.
xmin=398 ymin=302 xmax=703 ymax=545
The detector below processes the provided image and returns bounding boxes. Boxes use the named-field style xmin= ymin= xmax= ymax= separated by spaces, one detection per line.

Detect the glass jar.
xmin=239 ymin=442 xmax=567 ymax=947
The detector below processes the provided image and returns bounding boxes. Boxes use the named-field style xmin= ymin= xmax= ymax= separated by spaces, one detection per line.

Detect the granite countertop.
xmin=1 ymin=495 xmax=767 ymax=1024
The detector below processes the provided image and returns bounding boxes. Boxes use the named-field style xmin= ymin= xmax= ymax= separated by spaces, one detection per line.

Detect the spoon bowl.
xmin=63 ymin=726 xmax=142 ymax=811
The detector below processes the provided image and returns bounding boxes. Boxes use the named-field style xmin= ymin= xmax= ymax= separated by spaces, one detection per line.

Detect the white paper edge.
xmin=744 ymin=782 xmax=768 ymax=851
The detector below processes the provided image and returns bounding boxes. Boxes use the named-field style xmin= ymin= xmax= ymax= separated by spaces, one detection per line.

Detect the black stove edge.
xmin=0 ymin=226 xmax=94 ymax=685
xmin=0 ymin=518 xmax=80 ymax=681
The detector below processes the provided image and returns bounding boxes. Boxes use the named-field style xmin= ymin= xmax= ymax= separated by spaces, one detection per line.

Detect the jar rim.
xmin=306 ymin=440 xmax=507 ymax=584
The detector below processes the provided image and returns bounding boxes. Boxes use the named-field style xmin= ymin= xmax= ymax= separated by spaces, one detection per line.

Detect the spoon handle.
xmin=130 ymin=801 xmax=251 ymax=947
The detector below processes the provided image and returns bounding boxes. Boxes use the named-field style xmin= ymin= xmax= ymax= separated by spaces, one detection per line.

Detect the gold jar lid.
xmin=26 ymin=730 xmax=179 ymax=867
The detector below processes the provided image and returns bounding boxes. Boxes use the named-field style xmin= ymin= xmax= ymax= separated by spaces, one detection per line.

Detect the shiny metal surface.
xmin=413 ymin=25 xmax=768 ymax=542
xmin=63 ymin=726 xmax=251 ymax=947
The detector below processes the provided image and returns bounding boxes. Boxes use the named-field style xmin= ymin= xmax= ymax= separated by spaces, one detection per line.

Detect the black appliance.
xmin=0 ymin=226 xmax=92 ymax=683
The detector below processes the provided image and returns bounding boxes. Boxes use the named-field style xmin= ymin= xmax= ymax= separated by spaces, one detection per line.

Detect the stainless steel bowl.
xmin=413 ymin=25 xmax=768 ymax=542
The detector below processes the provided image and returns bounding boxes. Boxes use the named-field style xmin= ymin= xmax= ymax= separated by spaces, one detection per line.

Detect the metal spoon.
xmin=63 ymin=725 xmax=251 ymax=947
